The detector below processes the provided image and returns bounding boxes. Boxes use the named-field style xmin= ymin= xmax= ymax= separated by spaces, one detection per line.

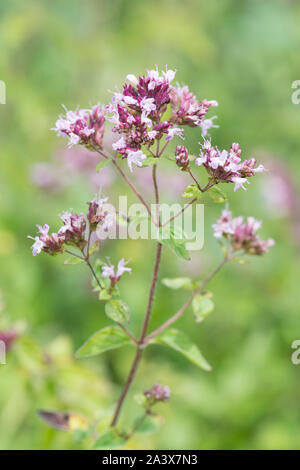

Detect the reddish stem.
xmin=110 ymin=164 xmax=163 ymax=427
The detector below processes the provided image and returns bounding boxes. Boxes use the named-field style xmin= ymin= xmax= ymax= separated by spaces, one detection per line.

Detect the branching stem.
xmin=145 ymin=255 xmax=229 ymax=342
xmin=110 ymin=159 xmax=163 ymax=428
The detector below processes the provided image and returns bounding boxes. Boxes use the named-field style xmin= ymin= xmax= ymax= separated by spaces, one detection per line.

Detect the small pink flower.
xmin=127 ymin=150 xmax=147 ymax=172
xmin=101 ymin=258 xmax=131 ymax=284
xmin=199 ymin=116 xmax=219 ymax=137
xmin=166 ymin=127 xmax=184 ymax=141
xmin=101 ymin=262 xmax=115 ymax=279
xmin=116 ymin=258 xmax=132 ymax=277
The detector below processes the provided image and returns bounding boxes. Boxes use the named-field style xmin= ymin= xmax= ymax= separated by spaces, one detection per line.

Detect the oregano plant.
xmin=28 ymin=67 xmax=274 ymax=448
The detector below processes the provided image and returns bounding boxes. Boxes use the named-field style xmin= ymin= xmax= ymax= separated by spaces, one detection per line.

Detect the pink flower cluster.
xmin=58 ymin=211 xmax=87 ymax=247
xmin=144 ymin=382 xmax=171 ymax=404
xmin=28 ymin=224 xmax=65 ymax=256
xmin=170 ymin=84 xmax=218 ymax=136
xmin=195 ymin=141 xmax=265 ymax=192
xmin=52 ymin=104 xmax=105 ymax=148
xmin=107 ymin=68 xmax=184 ymax=170
xmin=213 ymin=207 xmax=275 ymax=255
xmin=50 ymin=66 xmax=266 ymax=194
xmin=28 ymin=198 xmax=114 ymax=256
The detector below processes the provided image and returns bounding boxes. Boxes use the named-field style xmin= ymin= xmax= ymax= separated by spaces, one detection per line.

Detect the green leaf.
xmin=96 ymin=159 xmax=111 ymax=172
xmin=158 ymin=226 xmax=190 ymax=260
xmin=207 ymin=186 xmax=228 ymax=203
xmin=105 ymin=299 xmax=130 ymax=323
xmin=64 ymin=256 xmax=84 ymax=265
xmin=132 ymin=414 xmax=162 ymax=435
xmin=153 ymin=328 xmax=212 ymax=371
xmin=162 ymin=277 xmax=194 ymax=290
xmin=192 ymin=295 xmax=214 ymax=323
xmin=182 ymin=184 xmax=202 ymax=200
xmin=93 ymin=429 xmax=126 ymax=450
xmin=75 ymin=326 xmax=132 ymax=358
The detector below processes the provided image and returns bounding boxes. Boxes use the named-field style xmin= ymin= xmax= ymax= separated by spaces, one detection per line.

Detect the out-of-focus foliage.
xmin=1 ymin=0 xmax=300 ymax=449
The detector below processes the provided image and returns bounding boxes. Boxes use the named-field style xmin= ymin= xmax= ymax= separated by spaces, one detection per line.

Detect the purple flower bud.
xmin=87 ymin=198 xmax=107 ymax=229
xmin=144 ymin=382 xmax=171 ymax=404
xmin=175 ymin=145 xmax=189 ymax=169
xmin=230 ymin=142 xmax=242 ymax=158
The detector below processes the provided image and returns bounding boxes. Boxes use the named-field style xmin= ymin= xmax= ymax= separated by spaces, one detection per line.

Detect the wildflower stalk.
xmin=111 ymin=162 xmax=163 ymax=427
xmin=29 ymin=67 xmax=274 ymax=445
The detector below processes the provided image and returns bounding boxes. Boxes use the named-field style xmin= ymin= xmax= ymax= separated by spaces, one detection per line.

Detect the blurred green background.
xmin=1 ymin=0 xmax=300 ymax=450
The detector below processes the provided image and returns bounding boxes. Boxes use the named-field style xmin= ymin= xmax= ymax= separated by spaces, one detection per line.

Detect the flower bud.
xmin=230 ymin=142 xmax=242 ymax=158
xmin=175 ymin=145 xmax=189 ymax=169
xmin=144 ymin=382 xmax=171 ymax=405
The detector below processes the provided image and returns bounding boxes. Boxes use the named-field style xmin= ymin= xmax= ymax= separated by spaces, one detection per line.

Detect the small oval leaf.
xmin=158 ymin=226 xmax=190 ymax=261
xmin=105 ymin=299 xmax=130 ymax=323
xmin=182 ymin=184 xmax=202 ymax=200
xmin=75 ymin=326 xmax=133 ymax=358
xmin=207 ymin=186 xmax=228 ymax=203
xmin=192 ymin=295 xmax=214 ymax=323
xmin=162 ymin=277 xmax=194 ymax=290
